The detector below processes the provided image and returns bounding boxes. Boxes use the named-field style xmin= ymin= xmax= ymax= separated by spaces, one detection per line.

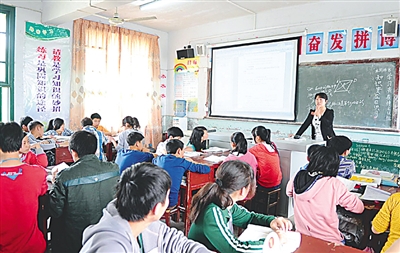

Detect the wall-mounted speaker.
xmin=196 ymin=44 xmax=206 ymax=56
xmin=383 ymin=18 xmax=398 ymax=37
xmin=177 ymin=48 xmax=194 ymax=59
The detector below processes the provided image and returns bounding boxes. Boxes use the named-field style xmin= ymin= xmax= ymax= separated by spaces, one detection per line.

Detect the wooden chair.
xmin=251 ymin=187 xmax=281 ymax=216
xmin=162 ymin=193 xmax=182 ymax=227
xmin=265 ymin=188 xmax=281 ymax=215
xmin=162 ymin=205 xmax=181 ymax=227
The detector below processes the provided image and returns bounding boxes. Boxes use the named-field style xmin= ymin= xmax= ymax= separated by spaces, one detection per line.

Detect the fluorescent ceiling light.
xmin=139 ymin=0 xmax=170 ymax=11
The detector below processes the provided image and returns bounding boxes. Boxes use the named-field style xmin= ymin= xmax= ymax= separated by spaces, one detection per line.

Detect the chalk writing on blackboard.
xmin=297 ymin=62 xmax=396 ymax=128
xmin=347 ymin=142 xmax=400 ymax=175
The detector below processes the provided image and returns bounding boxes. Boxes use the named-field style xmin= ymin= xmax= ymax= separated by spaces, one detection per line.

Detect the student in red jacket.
xmin=0 ymin=122 xmax=48 ymax=253
xmin=249 ymin=126 xmax=282 ymax=214
xmin=19 ymin=132 xmax=48 ymax=168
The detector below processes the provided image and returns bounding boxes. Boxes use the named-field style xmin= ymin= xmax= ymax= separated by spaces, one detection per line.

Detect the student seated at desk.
xmin=44 ymin=118 xmax=74 ymax=137
xmin=20 ymin=115 xmax=33 ymax=133
xmin=49 ymin=131 xmax=119 ymax=253
xmin=186 ymin=126 xmax=208 ymax=152
xmin=286 ymin=146 xmax=364 ymax=245
xmin=328 ymin=135 xmax=356 ymax=179
xmin=0 ymin=122 xmax=48 ymax=253
xmin=116 ymin=116 xmax=142 ymax=151
xmin=27 ymin=121 xmax=68 ymax=150
xmin=19 ymin=132 xmax=48 ymax=168
xmin=80 ymin=163 xmax=210 ymax=253
xmin=153 ymin=139 xmax=210 ymax=208
xmin=223 ymin=132 xmax=257 ymax=172
xmin=81 ymin=117 xmax=115 ymax=161
xmin=188 ymin=160 xmax=292 ymax=253
xmin=91 ymin=112 xmax=112 ymax=136
xmin=249 ymin=126 xmax=282 ymax=214
xmin=156 ymin=126 xmax=184 ymax=156
xmin=372 ymin=192 xmax=400 ymax=253
xmin=115 ymin=132 xmax=155 ymax=174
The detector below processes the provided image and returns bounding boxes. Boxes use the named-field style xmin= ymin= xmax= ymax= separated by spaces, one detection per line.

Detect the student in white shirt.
xmin=156 ymin=127 xmax=184 ymax=156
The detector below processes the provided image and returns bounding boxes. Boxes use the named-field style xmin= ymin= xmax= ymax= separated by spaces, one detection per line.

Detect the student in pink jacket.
xmin=286 ymin=146 xmax=364 ymax=245
xmin=222 ymin=132 xmax=257 ymax=173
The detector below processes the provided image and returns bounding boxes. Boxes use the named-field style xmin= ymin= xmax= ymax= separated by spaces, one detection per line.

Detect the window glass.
xmin=0 ymin=13 xmax=6 ymax=33
xmin=0 ymin=62 xmax=5 ymax=82
xmin=0 ymin=33 xmax=6 ymax=62
xmin=1 ymin=86 xmax=10 ymax=120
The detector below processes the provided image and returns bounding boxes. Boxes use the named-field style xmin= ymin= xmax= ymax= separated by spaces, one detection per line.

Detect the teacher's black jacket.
xmin=295 ymin=108 xmax=336 ymax=141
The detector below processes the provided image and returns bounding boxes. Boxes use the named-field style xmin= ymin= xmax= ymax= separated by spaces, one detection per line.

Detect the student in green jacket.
xmin=188 ymin=160 xmax=292 ymax=253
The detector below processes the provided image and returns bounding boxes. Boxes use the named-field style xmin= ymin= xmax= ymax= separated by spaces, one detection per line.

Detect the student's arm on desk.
xmin=371 ymin=195 xmax=393 ymax=234
xmin=186 ymin=159 xmax=210 ymax=174
xmin=28 ymin=146 xmax=48 ymax=168
xmin=337 ymin=180 xmax=364 ymax=213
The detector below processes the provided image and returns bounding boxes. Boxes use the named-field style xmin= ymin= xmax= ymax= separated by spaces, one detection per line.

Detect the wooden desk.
xmin=295 ymin=234 xmax=364 ymax=253
xmin=55 ymin=146 xmax=73 ymax=164
xmin=240 ymin=225 xmax=363 ymax=253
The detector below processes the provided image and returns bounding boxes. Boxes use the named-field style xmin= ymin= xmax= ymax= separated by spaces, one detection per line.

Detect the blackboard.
xmin=296 ymin=60 xmax=399 ymax=128
xmin=347 ymin=142 xmax=400 ymax=174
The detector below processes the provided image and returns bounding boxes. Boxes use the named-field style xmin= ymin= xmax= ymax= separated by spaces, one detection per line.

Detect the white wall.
xmin=167 ymin=1 xmax=400 ymax=118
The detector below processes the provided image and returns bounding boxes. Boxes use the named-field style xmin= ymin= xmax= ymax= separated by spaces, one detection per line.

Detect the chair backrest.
xmin=266 ymin=188 xmax=281 ymax=215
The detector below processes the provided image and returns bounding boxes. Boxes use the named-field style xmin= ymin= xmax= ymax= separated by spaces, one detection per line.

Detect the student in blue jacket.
xmin=115 ymin=132 xmax=155 ymax=174
xmin=153 ymin=139 xmax=210 ymax=208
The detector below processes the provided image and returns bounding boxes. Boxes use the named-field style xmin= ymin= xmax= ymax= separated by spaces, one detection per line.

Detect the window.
xmin=0 ymin=5 xmax=15 ymax=122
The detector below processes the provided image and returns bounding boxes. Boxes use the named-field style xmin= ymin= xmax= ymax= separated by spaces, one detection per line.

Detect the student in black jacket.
xmin=294 ymin=92 xmax=335 ymax=141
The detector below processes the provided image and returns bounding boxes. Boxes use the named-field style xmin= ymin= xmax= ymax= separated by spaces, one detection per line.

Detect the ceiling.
xmin=94 ymin=0 xmax=317 ymax=32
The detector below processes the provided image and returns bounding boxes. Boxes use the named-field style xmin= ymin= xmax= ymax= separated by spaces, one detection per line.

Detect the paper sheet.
xmin=202 ymin=147 xmax=230 ymax=152
xmin=360 ymin=185 xmax=391 ymax=202
xmin=203 ymin=155 xmax=227 ymax=163
xmin=184 ymin=151 xmax=202 ymax=157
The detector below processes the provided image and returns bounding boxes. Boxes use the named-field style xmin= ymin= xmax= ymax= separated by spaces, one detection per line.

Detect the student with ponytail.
xmin=249 ymin=126 xmax=282 ymax=214
xmin=116 ymin=116 xmax=142 ymax=151
xmin=188 ymin=160 xmax=292 ymax=253
xmin=223 ymin=132 xmax=257 ymax=173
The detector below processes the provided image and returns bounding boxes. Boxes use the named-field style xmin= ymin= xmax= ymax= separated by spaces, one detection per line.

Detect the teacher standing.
xmin=294 ymin=92 xmax=335 ymax=141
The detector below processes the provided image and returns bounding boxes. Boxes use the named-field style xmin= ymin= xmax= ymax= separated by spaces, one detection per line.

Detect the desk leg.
xmin=185 ymin=188 xmax=192 ymax=236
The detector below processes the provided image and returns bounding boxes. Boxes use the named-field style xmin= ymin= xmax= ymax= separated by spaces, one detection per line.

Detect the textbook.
xmin=349 ymin=173 xmax=381 ymax=187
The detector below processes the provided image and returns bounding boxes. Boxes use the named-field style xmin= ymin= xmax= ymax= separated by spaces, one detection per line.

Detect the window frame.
xmin=0 ymin=4 xmax=15 ymax=122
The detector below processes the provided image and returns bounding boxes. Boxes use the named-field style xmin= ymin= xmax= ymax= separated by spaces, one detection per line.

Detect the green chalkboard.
xmin=296 ymin=61 xmax=398 ymax=128
xmin=347 ymin=142 xmax=400 ymax=174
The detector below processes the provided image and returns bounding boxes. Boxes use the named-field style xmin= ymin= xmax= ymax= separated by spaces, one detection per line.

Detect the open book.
xmin=360 ymin=185 xmax=391 ymax=202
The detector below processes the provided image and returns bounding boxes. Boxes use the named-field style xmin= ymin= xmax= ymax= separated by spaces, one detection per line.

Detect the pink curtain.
xmin=70 ymin=19 xmax=162 ymax=146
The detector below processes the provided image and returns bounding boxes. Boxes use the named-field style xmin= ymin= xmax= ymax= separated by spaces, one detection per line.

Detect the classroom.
xmin=1 ymin=1 xmax=400 ymax=253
